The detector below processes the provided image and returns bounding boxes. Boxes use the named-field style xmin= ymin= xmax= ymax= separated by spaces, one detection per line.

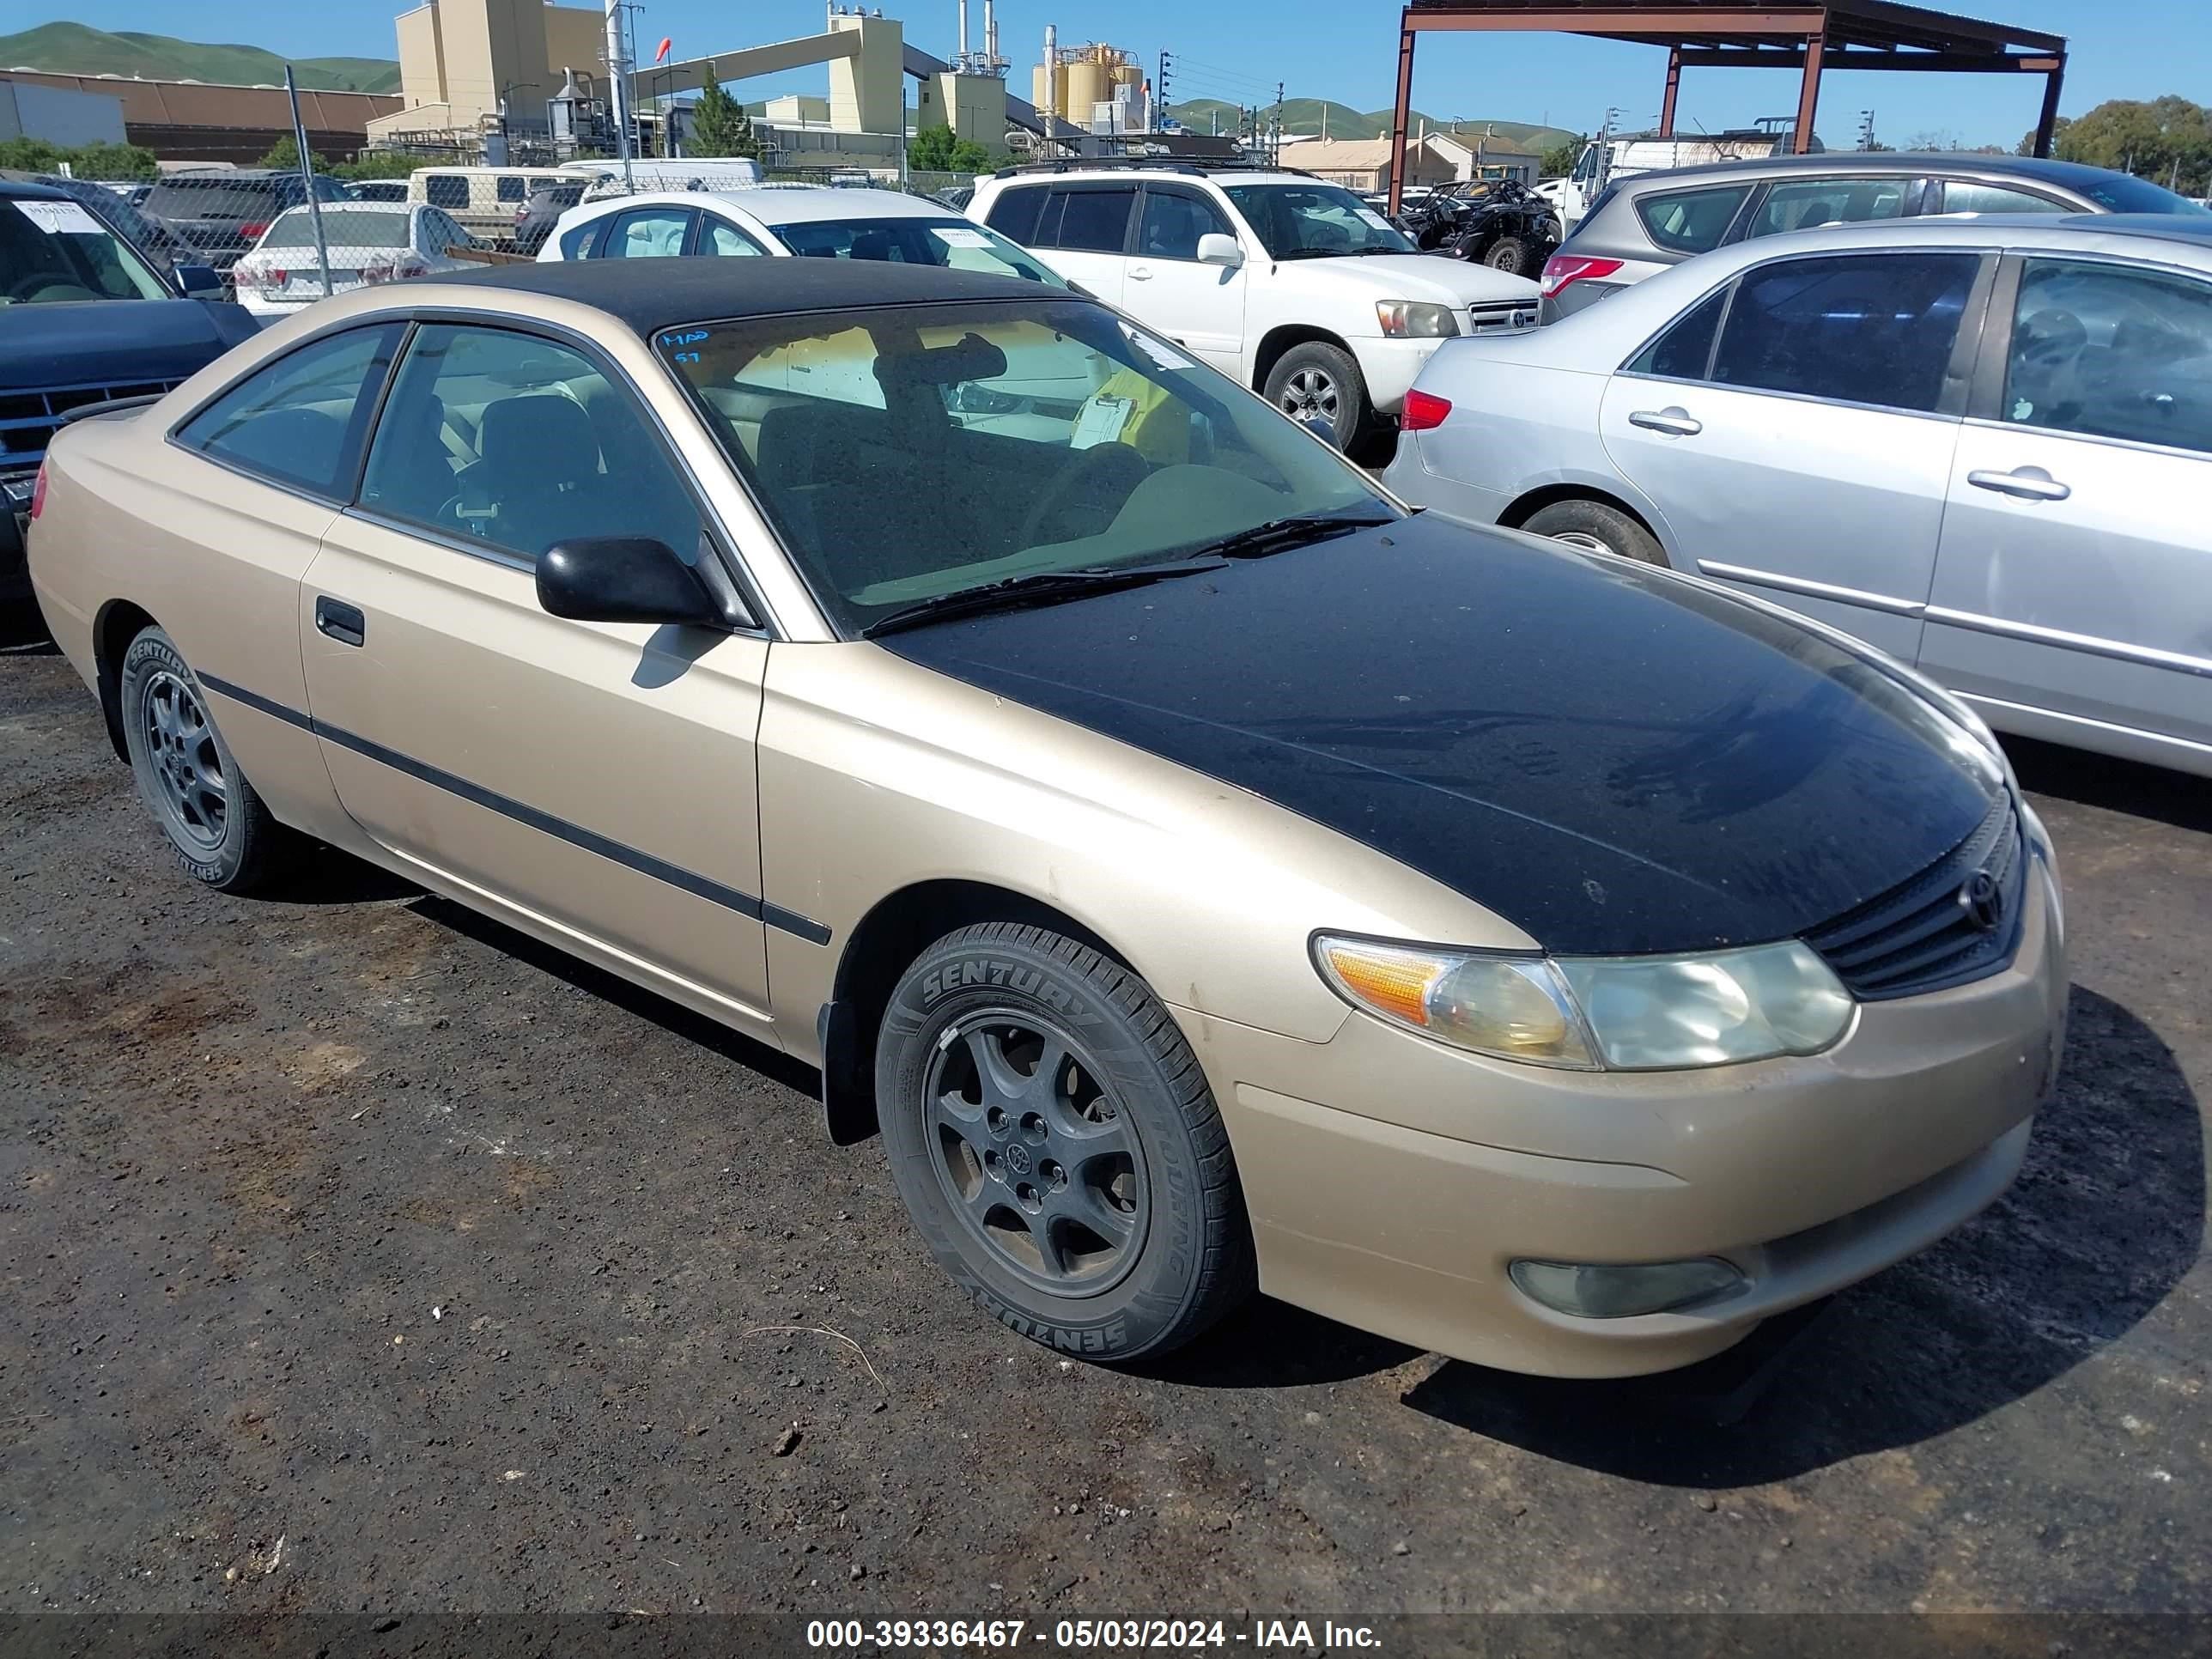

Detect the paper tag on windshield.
xmin=932 ymin=226 xmax=994 ymax=248
xmin=1119 ymin=323 xmax=1196 ymax=374
xmin=1070 ymin=395 xmax=1133 ymax=450
xmin=19 ymin=200 xmax=103 ymax=236
xmin=1356 ymin=208 xmax=1395 ymax=231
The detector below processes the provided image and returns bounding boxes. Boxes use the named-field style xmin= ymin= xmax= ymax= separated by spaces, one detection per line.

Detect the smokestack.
xmin=983 ymin=0 xmax=997 ymax=63
xmin=958 ymin=0 xmax=969 ymax=61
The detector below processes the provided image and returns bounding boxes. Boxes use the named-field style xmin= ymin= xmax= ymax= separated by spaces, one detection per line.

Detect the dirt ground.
xmin=3 ymin=606 xmax=2206 ymax=1625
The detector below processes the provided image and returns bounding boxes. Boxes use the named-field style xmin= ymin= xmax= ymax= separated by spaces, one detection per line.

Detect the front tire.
xmin=119 ymin=626 xmax=301 ymax=892
xmin=876 ymin=923 xmax=1254 ymax=1364
xmin=1521 ymin=499 xmax=1668 ymax=567
xmin=1264 ymin=342 xmax=1370 ymax=451
xmin=1482 ymin=234 xmax=1532 ymax=275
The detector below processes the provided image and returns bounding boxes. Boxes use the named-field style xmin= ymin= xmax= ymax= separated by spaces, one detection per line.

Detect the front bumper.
xmin=1172 ymin=856 xmax=2065 ymax=1377
xmin=1 ymin=470 xmax=33 ymax=601
xmin=1352 ymin=335 xmax=1449 ymax=417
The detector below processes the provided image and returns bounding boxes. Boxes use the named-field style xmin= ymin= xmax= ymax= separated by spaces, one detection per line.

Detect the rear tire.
xmin=1521 ymin=499 xmax=1668 ymax=567
xmin=876 ymin=923 xmax=1255 ymax=1364
xmin=1482 ymin=234 xmax=1532 ymax=275
xmin=119 ymin=627 xmax=302 ymax=893
xmin=1264 ymin=342 xmax=1370 ymax=451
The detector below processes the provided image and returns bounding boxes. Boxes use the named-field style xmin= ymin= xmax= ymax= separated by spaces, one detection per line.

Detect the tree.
xmin=332 ymin=150 xmax=422 ymax=182
xmin=0 ymin=136 xmax=158 ymax=179
xmin=257 ymin=134 xmax=332 ymax=173
xmin=908 ymin=123 xmax=993 ymax=175
xmin=2020 ymin=96 xmax=2211 ymax=195
xmin=1539 ymin=137 xmax=1584 ymax=179
xmin=689 ymin=69 xmax=758 ymax=159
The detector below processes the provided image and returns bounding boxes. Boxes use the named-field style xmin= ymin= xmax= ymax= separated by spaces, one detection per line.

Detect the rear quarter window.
xmin=983 ymin=185 xmax=1047 ymax=244
xmin=1635 ymin=185 xmax=1753 ymax=256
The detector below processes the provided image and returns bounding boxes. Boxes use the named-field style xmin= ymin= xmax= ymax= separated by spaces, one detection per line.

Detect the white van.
xmin=407 ymin=167 xmax=572 ymax=245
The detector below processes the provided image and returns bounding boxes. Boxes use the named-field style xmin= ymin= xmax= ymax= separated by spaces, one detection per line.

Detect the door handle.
xmin=314 ymin=596 xmax=365 ymax=647
xmin=1127 ymin=264 xmax=1153 ymax=281
xmin=1966 ymin=466 xmax=2071 ymax=502
xmin=1628 ymin=407 xmax=1702 ymax=437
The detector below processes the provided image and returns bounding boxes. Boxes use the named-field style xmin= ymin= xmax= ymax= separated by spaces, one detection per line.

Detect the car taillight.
xmin=240 ymin=222 xmax=270 ymax=239
xmin=1401 ymin=389 xmax=1452 ymax=432
xmin=1540 ymin=254 xmax=1623 ymax=301
xmin=29 ymin=463 xmax=47 ymax=521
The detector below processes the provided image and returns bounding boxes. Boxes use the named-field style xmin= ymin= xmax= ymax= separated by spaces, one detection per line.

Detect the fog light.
xmin=1510 ymin=1257 xmax=1747 ymax=1319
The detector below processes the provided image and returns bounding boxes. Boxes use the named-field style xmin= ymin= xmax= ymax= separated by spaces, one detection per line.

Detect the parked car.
xmin=348 ymin=179 xmax=410 ymax=204
xmin=971 ymin=161 xmax=1539 ymax=449
xmin=539 ymin=185 xmax=1065 ymax=289
xmin=510 ymin=180 xmax=585 ymax=256
xmin=1540 ymin=152 xmax=2211 ymax=322
xmin=1385 ymin=214 xmax=2212 ymax=779
xmin=28 ymin=258 xmax=2063 ymax=1376
xmin=407 ymin=166 xmax=572 ymax=246
xmin=228 ymin=202 xmax=482 ymax=318
xmin=1398 ymin=177 xmax=1563 ymax=275
xmin=140 ymin=169 xmax=355 ymax=273
xmin=0 ymin=179 xmax=249 ymax=604
xmin=6 ymin=171 xmax=197 ymax=272
xmin=931 ymin=184 xmax=975 ymax=212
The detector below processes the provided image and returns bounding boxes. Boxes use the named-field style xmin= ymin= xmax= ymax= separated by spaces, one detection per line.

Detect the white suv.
xmin=969 ymin=163 xmax=1539 ymax=447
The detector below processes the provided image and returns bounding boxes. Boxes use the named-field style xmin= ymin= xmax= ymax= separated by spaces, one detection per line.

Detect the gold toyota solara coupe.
xmin=26 ymin=258 xmax=2067 ymax=1376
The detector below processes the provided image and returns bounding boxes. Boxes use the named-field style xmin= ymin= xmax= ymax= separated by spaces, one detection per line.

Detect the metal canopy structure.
xmin=1387 ymin=0 xmax=2069 ymax=213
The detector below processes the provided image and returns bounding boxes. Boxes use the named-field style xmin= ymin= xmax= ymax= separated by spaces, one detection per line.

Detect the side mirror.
xmin=1196 ymin=233 xmax=1244 ymax=269
xmin=537 ymin=537 xmax=722 ymax=627
xmin=174 ymin=264 xmax=223 ymax=297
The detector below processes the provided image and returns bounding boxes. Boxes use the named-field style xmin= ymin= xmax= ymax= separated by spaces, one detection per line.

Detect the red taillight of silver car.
xmin=1539 ymin=254 xmax=1624 ymax=302
xmin=1401 ymin=389 xmax=1453 ymax=433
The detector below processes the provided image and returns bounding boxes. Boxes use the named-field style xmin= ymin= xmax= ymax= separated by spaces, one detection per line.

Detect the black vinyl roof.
xmin=415 ymin=257 xmax=1068 ymax=337
xmin=0 ymin=179 xmax=69 ymax=201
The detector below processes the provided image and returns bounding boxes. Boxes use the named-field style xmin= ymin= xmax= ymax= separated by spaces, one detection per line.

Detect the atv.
xmin=1398 ymin=178 xmax=1563 ymax=277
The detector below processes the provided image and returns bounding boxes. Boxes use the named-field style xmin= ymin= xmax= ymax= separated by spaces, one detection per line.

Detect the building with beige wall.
xmin=378 ymin=0 xmax=607 ymax=141
xmin=914 ymin=70 xmax=1006 ymax=145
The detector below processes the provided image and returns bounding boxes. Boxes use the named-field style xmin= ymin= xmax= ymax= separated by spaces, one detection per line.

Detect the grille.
xmin=1466 ymin=301 xmax=1539 ymax=336
xmin=1804 ymin=793 xmax=2027 ymax=1001
xmin=0 ymin=379 xmax=180 ymax=471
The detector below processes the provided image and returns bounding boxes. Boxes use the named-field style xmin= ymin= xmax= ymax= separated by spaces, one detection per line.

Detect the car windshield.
xmin=657 ymin=297 xmax=1392 ymax=633
xmin=1222 ymin=183 xmax=1416 ymax=258
xmin=2072 ymin=173 xmax=2212 ymax=215
xmin=0 ymin=197 xmax=171 ymax=304
xmin=262 ymin=209 xmax=410 ymax=249
xmin=764 ymin=216 xmax=1066 ymax=287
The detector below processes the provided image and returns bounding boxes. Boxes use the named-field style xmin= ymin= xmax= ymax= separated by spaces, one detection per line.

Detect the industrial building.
xmin=0 ymin=68 xmax=398 ymax=161
xmin=0 ymin=73 xmax=127 ymax=149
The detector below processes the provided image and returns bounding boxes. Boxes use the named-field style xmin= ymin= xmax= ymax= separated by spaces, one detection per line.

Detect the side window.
xmin=358 ymin=325 xmax=703 ymax=567
xmin=1748 ymin=177 xmax=1915 ymax=238
xmin=2002 ymin=258 xmax=2212 ymax=454
xmin=605 ymin=207 xmax=694 ymax=258
xmin=1136 ymin=188 xmax=1231 ymax=260
xmin=1054 ymin=187 xmax=1136 ymax=254
xmin=174 ymin=325 xmax=402 ymax=497
xmin=496 ymin=175 xmax=530 ymax=203
xmin=1939 ymin=180 xmax=2066 ymax=216
xmin=424 ymin=174 xmax=469 ymax=210
xmin=1626 ymin=286 xmax=1729 ymax=380
xmin=1635 ymin=185 xmax=1753 ymax=255
xmin=704 ymin=217 xmax=768 ymax=257
xmin=558 ymin=216 xmax=605 ymax=259
xmin=1711 ymin=252 xmax=1981 ymax=413
xmin=983 ymin=185 xmax=1047 ymax=244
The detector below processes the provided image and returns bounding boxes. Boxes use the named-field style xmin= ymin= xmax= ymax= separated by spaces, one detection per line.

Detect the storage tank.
xmin=1110 ymin=61 xmax=1140 ymax=91
xmin=1032 ymin=63 xmax=1055 ymax=116
xmin=1064 ymin=57 xmax=1112 ymax=122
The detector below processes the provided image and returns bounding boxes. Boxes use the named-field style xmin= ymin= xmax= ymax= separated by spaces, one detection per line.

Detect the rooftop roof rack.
xmin=991 ymin=157 xmax=1317 ymax=179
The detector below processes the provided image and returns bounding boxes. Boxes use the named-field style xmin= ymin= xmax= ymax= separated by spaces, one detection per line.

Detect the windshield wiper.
xmin=1188 ymin=513 xmax=1397 ymax=561
xmin=858 ymin=557 xmax=1228 ymax=638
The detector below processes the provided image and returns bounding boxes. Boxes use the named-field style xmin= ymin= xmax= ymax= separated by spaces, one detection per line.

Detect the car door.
xmin=1125 ymin=184 xmax=1245 ymax=374
xmin=299 ymin=319 xmax=779 ymax=1027
xmin=1922 ymin=252 xmax=2212 ymax=762
xmin=1598 ymin=248 xmax=1990 ymax=662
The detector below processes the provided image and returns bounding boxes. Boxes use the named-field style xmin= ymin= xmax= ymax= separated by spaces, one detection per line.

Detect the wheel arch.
xmin=817 ymin=878 xmax=1134 ymax=1146
xmin=1498 ymin=483 xmax=1674 ymax=560
xmin=90 ymin=598 xmax=161 ymax=762
xmin=1251 ymin=323 xmax=1354 ymax=393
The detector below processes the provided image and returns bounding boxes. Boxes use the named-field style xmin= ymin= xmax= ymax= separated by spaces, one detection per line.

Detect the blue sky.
xmin=40 ymin=0 xmax=2201 ymax=148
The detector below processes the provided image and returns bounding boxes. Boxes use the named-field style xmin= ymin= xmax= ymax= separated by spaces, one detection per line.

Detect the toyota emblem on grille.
xmin=1957 ymin=869 xmax=2005 ymax=933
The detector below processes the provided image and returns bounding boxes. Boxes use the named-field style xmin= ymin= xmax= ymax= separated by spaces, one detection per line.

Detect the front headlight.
xmin=1313 ymin=934 xmax=1853 ymax=1072
xmin=1376 ymin=300 xmax=1460 ymax=339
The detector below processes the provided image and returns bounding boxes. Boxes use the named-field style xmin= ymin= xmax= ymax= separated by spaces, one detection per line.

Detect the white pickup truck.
xmin=969 ymin=163 xmax=1538 ymax=449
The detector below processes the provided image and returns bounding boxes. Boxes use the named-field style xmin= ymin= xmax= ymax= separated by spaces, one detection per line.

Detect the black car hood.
xmin=881 ymin=515 xmax=1998 ymax=956
xmin=0 ymin=299 xmax=252 ymax=393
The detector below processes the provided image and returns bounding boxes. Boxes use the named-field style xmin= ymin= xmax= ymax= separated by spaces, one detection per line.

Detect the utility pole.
xmin=1272 ymin=80 xmax=1283 ymax=164
xmin=1158 ymin=51 xmax=1171 ymax=124
xmin=1857 ymin=107 xmax=1877 ymax=150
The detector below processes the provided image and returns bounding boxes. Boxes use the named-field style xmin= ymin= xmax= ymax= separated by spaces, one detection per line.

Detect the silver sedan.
xmin=1384 ymin=214 xmax=2212 ymax=779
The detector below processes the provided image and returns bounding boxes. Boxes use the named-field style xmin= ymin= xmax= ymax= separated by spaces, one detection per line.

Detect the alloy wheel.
xmin=141 ymin=669 xmax=228 ymax=854
xmin=923 ymin=1012 xmax=1148 ymax=1296
xmin=1279 ymin=367 xmax=1340 ymax=435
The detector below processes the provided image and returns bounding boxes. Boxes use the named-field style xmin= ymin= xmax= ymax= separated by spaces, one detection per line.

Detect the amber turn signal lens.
xmin=1315 ymin=939 xmax=1445 ymax=1027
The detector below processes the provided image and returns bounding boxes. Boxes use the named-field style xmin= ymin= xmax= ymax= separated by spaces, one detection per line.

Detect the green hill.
xmin=1168 ymin=95 xmax=1576 ymax=153
xmin=0 ymin=22 xmax=401 ymax=94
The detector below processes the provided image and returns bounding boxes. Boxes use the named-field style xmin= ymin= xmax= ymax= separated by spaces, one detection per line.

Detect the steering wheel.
xmin=1017 ymin=442 xmax=1151 ymax=547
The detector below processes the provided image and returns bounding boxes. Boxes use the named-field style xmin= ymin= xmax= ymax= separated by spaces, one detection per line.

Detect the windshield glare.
xmin=766 ymin=216 xmax=1066 ymax=287
xmin=658 ymin=298 xmax=1390 ymax=632
xmin=2077 ymin=173 xmax=2212 ymax=215
xmin=1223 ymin=183 xmax=1416 ymax=258
xmin=0 ymin=198 xmax=171 ymax=304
